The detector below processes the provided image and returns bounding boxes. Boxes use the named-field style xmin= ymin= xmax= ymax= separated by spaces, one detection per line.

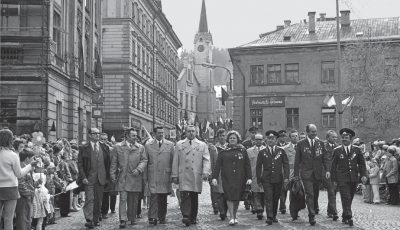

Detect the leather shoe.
xmin=327 ymin=214 xmax=333 ymax=218
xmin=85 ymin=222 xmax=94 ymax=229
xmin=93 ymin=222 xmax=100 ymax=227
xmin=266 ymin=219 xmax=272 ymax=225
xmin=191 ymin=219 xmax=197 ymax=224
xmin=309 ymin=218 xmax=316 ymax=226
xmin=182 ymin=218 xmax=191 ymax=226
xmin=273 ymin=218 xmax=278 ymax=223
xmin=130 ymin=221 xmax=137 ymax=225
xmin=280 ymin=210 xmax=286 ymax=214
xmin=149 ymin=218 xmax=157 ymax=226
xmin=159 ymin=219 xmax=166 ymax=224
xmin=119 ymin=220 xmax=126 ymax=229
xmin=213 ymin=209 xmax=218 ymax=215
xmin=257 ymin=213 xmax=263 ymax=220
xmin=333 ymin=215 xmax=338 ymax=221
xmin=315 ymin=208 xmax=319 ymax=215
xmin=102 ymin=214 xmax=108 ymax=219
xmin=136 ymin=214 xmax=142 ymax=219
xmin=342 ymin=219 xmax=348 ymax=224
xmin=348 ymin=219 xmax=353 ymax=226
xmin=219 ymin=214 xmax=226 ymax=221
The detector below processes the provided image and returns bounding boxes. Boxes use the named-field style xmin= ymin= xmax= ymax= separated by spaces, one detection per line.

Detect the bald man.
xmin=78 ymin=128 xmax=111 ymax=229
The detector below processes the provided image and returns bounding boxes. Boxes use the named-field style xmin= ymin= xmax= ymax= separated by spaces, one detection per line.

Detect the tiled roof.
xmin=240 ymin=17 xmax=400 ymax=48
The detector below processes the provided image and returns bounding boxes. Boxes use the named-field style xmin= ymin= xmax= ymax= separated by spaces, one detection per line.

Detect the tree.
xmin=342 ymin=37 xmax=400 ymax=139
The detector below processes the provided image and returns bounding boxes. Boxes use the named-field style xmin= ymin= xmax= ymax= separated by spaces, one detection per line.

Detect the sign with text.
xmin=92 ymin=108 xmax=103 ymax=118
xmin=249 ymin=96 xmax=285 ymax=107
xmin=130 ymin=118 xmax=141 ymax=129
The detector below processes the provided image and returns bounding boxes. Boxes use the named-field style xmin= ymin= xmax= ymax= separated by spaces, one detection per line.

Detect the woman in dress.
xmin=212 ymin=130 xmax=252 ymax=225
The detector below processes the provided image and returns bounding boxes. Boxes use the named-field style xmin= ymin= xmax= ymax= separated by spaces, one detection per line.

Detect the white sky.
xmin=162 ymin=0 xmax=400 ymax=50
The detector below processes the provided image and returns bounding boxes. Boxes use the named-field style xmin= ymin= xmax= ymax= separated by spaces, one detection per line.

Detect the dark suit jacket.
xmin=294 ymin=138 xmax=330 ymax=181
xmin=77 ymin=142 xmax=111 ymax=186
xmin=330 ymin=145 xmax=367 ymax=183
xmin=256 ymin=146 xmax=289 ymax=184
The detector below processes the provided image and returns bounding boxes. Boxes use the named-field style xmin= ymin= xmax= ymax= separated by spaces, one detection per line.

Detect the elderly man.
xmin=110 ymin=128 xmax=148 ymax=228
xmin=331 ymin=128 xmax=367 ymax=227
xmin=324 ymin=130 xmax=339 ymax=220
xmin=145 ymin=127 xmax=174 ymax=225
xmin=247 ymin=133 xmax=265 ymax=220
xmin=172 ymin=125 xmax=211 ymax=226
xmin=78 ymin=128 xmax=111 ymax=229
xmin=294 ymin=124 xmax=330 ymax=226
xmin=279 ymin=129 xmax=299 ymax=214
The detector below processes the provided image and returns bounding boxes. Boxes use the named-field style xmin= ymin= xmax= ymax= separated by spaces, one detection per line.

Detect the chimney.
xmin=340 ymin=10 xmax=350 ymax=27
xmin=276 ymin=25 xmax=284 ymax=30
xmin=308 ymin=11 xmax=316 ymax=33
xmin=319 ymin=13 xmax=326 ymax=21
xmin=284 ymin=20 xmax=291 ymax=27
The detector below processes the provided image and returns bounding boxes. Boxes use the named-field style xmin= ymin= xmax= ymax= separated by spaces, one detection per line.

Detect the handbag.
xmin=241 ymin=184 xmax=252 ymax=201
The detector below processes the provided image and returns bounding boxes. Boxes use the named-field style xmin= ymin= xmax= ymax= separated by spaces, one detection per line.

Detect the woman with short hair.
xmin=0 ymin=129 xmax=38 ymax=230
xmin=212 ymin=130 xmax=252 ymax=225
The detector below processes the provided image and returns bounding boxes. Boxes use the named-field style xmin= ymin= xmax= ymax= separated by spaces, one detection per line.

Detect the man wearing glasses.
xmin=78 ymin=128 xmax=111 ymax=229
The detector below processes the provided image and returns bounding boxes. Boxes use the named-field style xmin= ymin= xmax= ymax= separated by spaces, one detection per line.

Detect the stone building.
xmin=0 ymin=0 xmax=103 ymax=141
xmin=229 ymin=11 xmax=400 ymax=140
xmin=101 ymin=0 xmax=181 ymax=139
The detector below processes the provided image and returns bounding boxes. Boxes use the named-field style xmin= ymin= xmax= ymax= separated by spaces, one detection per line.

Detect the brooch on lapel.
xmin=315 ymin=147 xmax=322 ymax=157
xmin=340 ymin=154 xmax=344 ymax=159
xmin=237 ymin=153 xmax=243 ymax=159
xmin=304 ymin=147 xmax=311 ymax=154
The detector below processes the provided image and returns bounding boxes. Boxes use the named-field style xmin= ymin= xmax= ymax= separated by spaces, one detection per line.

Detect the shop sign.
xmin=130 ymin=118 xmax=141 ymax=129
xmin=92 ymin=108 xmax=102 ymax=118
xmin=249 ymin=96 xmax=285 ymax=107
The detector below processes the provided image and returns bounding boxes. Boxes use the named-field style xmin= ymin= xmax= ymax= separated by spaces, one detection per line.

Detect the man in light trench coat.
xmin=172 ymin=125 xmax=211 ymax=226
xmin=145 ymin=126 xmax=175 ymax=225
xmin=110 ymin=128 xmax=148 ymax=228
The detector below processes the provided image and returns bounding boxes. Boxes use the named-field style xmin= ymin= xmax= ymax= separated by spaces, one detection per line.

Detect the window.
xmin=250 ymin=65 xmax=264 ymax=85
xmin=142 ymin=48 xmax=146 ymax=71
xmin=86 ymin=111 xmax=91 ymax=137
xmin=385 ymin=58 xmax=399 ymax=78
xmin=149 ymin=92 xmax=153 ymax=115
xmin=322 ymin=108 xmax=336 ymax=128
xmin=131 ymin=82 xmax=136 ymax=108
xmin=250 ymin=109 xmax=263 ymax=128
xmin=185 ymin=93 xmax=189 ymax=110
xmin=132 ymin=39 xmax=136 ymax=65
xmin=137 ymin=44 xmax=141 ymax=69
xmin=132 ymin=3 xmax=137 ymax=21
xmin=191 ymin=95 xmax=194 ymax=111
xmin=142 ymin=88 xmax=146 ymax=112
xmin=322 ymin=61 xmax=335 ymax=83
xmin=0 ymin=98 xmax=17 ymax=131
xmin=267 ymin=64 xmax=281 ymax=84
xmin=285 ymin=64 xmax=299 ymax=83
xmin=53 ymin=11 xmax=62 ymax=56
xmin=286 ymin=108 xmax=299 ymax=129
xmin=137 ymin=86 xmax=142 ymax=110
xmin=85 ymin=36 xmax=90 ymax=73
xmin=138 ymin=9 xmax=142 ymax=25
xmin=187 ymin=68 xmax=193 ymax=82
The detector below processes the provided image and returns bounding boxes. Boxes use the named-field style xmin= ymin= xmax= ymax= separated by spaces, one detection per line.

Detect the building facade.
xmin=177 ymin=57 xmax=200 ymax=125
xmin=229 ymin=11 xmax=400 ymax=140
xmin=101 ymin=0 xmax=181 ymax=139
xmin=0 ymin=0 xmax=102 ymax=141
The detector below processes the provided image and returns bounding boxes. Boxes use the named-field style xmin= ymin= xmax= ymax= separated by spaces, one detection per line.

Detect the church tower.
xmin=193 ymin=0 xmax=216 ymax=122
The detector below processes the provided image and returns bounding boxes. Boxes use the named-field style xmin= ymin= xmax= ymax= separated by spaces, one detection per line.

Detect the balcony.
xmin=0 ymin=27 xmax=46 ymax=43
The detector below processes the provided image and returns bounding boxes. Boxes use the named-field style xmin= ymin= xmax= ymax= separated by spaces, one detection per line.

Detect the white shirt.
xmin=157 ymin=139 xmax=163 ymax=147
xmin=91 ymin=141 xmax=99 ymax=151
xmin=343 ymin=145 xmax=351 ymax=154
xmin=307 ymin=136 xmax=315 ymax=148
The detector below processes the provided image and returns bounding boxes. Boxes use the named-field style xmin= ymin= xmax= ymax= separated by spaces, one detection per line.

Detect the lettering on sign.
xmin=130 ymin=118 xmax=141 ymax=129
xmin=249 ymin=97 xmax=285 ymax=107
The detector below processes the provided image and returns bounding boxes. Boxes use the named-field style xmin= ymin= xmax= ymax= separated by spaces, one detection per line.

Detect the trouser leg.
xmin=262 ymin=183 xmax=273 ymax=220
xmin=16 ymin=196 xmax=32 ymax=230
xmin=59 ymin=191 xmax=70 ymax=216
xmin=326 ymin=178 xmax=337 ymax=215
xmin=302 ymin=179 xmax=316 ymax=218
xmin=190 ymin=192 xmax=198 ymax=221
xmin=93 ymin=182 xmax=104 ymax=222
xmin=127 ymin=192 xmax=140 ymax=222
xmin=158 ymin=194 xmax=168 ymax=221
xmin=338 ymin=182 xmax=352 ymax=220
xmin=215 ymin=193 xmax=227 ymax=216
xmin=0 ymin=199 xmax=17 ymax=230
xmin=313 ymin=180 xmax=320 ymax=212
xmin=148 ymin=194 xmax=159 ymax=220
xmin=119 ymin=191 xmax=127 ymax=221
xmin=272 ymin=183 xmax=282 ymax=219
xmin=83 ymin=184 xmax=94 ymax=221
xmin=279 ymin=184 xmax=287 ymax=212
xmin=110 ymin=194 xmax=117 ymax=212
xmin=136 ymin=192 xmax=143 ymax=215
xmin=101 ymin=192 xmax=110 ymax=215
xmin=253 ymin=192 xmax=264 ymax=213
xmin=179 ymin=191 xmax=191 ymax=220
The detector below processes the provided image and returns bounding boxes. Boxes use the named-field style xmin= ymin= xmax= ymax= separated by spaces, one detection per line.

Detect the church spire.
xmin=198 ymin=0 xmax=208 ymax=33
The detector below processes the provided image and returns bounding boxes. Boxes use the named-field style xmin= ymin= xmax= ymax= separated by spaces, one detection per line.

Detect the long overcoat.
xmin=247 ymin=145 xmax=264 ymax=192
xmin=210 ymin=143 xmax=225 ymax=193
xmin=145 ymin=139 xmax=174 ymax=194
xmin=171 ymin=138 xmax=211 ymax=193
xmin=110 ymin=141 xmax=148 ymax=192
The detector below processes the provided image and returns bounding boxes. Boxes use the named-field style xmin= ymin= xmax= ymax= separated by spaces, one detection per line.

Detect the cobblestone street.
xmin=47 ymin=183 xmax=400 ymax=230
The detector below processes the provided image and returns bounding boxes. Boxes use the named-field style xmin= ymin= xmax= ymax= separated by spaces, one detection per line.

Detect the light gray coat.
xmin=145 ymin=139 xmax=174 ymax=194
xmin=110 ymin=141 xmax=148 ymax=192
xmin=247 ymin=145 xmax=264 ymax=192
xmin=172 ymin=138 xmax=211 ymax=193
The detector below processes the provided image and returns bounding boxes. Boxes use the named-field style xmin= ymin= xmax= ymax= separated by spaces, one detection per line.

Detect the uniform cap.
xmin=265 ymin=130 xmax=279 ymax=138
xmin=339 ymin=128 xmax=355 ymax=138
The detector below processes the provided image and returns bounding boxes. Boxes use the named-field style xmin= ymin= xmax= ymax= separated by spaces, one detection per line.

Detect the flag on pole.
xmin=341 ymin=96 xmax=354 ymax=107
xmin=323 ymin=94 xmax=330 ymax=105
xmin=143 ymin=126 xmax=153 ymax=141
xmin=327 ymin=96 xmax=336 ymax=107
xmin=221 ymin=87 xmax=229 ymax=106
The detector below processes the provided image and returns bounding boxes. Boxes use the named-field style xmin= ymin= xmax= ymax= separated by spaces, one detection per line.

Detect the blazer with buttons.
xmin=330 ymin=145 xmax=367 ymax=183
xmin=256 ymin=145 xmax=289 ymax=184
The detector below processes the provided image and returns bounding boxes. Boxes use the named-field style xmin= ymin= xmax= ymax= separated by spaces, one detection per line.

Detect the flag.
xmin=323 ymin=94 xmax=330 ymax=105
xmin=219 ymin=116 xmax=224 ymax=124
xmin=221 ymin=87 xmax=229 ymax=106
xmin=327 ymin=96 xmax=336 ymax=107
xmin=78 ymin=38 xmax=85 ymax=89
xmin=342 ymin=96 xmax=354 ymax=107
xmin=175 ymin=124 xmax=181 ymax=132
xmin=143 ymin=126 xmax=153 ymax=141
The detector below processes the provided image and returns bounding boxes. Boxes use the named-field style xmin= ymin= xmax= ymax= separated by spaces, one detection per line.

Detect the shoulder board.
xmin=352 ymin=145 xmax=361 ymax=149
xmin=333 ymin=146 xmax=342 ymax=150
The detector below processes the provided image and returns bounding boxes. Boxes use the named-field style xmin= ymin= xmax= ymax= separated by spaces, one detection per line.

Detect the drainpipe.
xmin=230 ymin=56 xmax=246 ymax=137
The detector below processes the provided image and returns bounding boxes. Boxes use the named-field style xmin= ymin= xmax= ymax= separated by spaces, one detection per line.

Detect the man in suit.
xmin=145 ymin=126 xmax=175 ymax=225
xmin=247 ymin=134 xmax=265 ymax=220
xmin=331 ymin=128 xmax=367 ymax=227
xmin=110 ymin=128 xmax=148 ymax=228
xmin=324 ymin=130 xmax=339 ymax=220
xmin=172 ymin=125 xmax=211 ymax=226
xmin=256 ymin=130 xmax=289 ymax=225
xmin=279 ymin=129 xmax=298 ymax=214
xmin=78 ymin=128 xmax=111 ymax=229
xmin=212 ymin=129 xmax=228 ymax=220
xmin=294 ymin=124 xmax=330 ymax=226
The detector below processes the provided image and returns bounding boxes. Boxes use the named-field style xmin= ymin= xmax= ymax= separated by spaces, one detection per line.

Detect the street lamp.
xmin=201 ymin=63 xmax=233 ymax=90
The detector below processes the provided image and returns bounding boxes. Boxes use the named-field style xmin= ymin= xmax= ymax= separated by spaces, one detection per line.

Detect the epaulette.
xmin=333 ymin=146 xmax=342 ymax=150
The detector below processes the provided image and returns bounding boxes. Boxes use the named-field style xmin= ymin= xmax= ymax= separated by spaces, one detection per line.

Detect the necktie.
xmin=159 ymin=141 xmax=162 ymax=148
xmin=189 ymin=140 xmax=192 ymax=145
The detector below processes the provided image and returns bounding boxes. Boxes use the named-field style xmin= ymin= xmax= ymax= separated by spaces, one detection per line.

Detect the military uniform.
xmin=256 ymin=145 xmax=289 ymax=222
xmin=331 ymin=144 xmax=366 ymax=223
